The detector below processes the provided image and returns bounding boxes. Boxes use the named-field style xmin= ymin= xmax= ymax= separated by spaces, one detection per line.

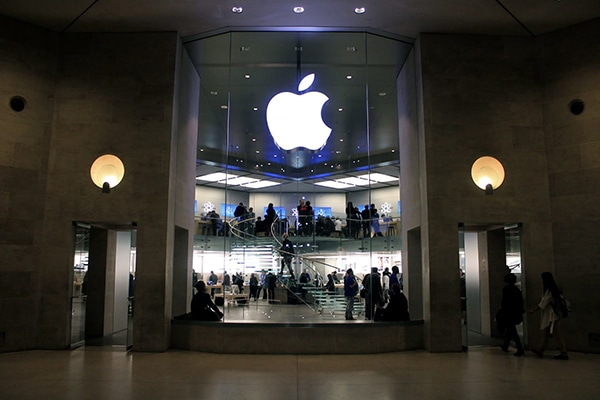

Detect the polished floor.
xmin=1 ymin=346 xmax=599 ymax=400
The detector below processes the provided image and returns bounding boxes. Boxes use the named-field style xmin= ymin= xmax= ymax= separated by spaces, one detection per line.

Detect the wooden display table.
xmin=214 ymin=292 xmax=250 ymax=306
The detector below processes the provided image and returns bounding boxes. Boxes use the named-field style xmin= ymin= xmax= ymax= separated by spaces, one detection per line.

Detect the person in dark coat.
xmin=191 ymin=281 xmax=223 ymax=321
xmin=378 ymin=283 xmax=409 ymax=321
xmin=362 ymin=267 xmax=383 ymax=320
xmin=499 ymin=273 xmax=525 ymax=356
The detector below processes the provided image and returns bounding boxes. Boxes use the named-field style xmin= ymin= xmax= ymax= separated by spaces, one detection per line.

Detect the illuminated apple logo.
xmin=266 ymin=73 xmax=331 ymax=151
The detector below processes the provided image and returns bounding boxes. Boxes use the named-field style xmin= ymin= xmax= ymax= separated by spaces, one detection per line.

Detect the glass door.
xmin=70 ymin=223 xmax=90 ymax=349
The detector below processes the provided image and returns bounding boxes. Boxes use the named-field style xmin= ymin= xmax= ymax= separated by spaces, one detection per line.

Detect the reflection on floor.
xmin=1 ymin=346 xmax=598 ymax=400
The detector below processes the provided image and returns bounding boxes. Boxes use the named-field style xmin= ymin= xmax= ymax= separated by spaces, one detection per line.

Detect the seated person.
xmin=191 ymin=281 xmax=223 ymax=321
xmin=376 ymin=283 xmax=409 ymax=321
xmin=299 ymin=269 xmax=311 ymax=284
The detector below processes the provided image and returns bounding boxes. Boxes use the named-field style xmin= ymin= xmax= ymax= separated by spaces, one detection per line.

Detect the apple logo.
xmin=266 ymin=73 xmax=332 ymax=151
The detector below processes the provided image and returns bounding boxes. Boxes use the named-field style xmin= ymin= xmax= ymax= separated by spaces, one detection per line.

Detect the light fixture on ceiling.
xmin=293 ymin=6 xmax=305 ymax=14
xmin=244 ymin=74 xmax=251 ymax=79
xmin=90 ymin=154 xmax=125 ymax=194
xmin=471 ymin=156 xmax=505 ymax=195
xmin=231 ymin=7 xmax=243 ymax=13
xmin=354 ymin=7 xmax=366 ymax=14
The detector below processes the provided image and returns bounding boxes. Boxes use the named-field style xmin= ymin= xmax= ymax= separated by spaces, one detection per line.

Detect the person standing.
xmin=344 ymin=269 xmax=358 ymax=320
xmin=361 ymin=204 xmax=371 ymax=238
xmin=362 ymin=267 xmax=383 ymax=320
xmin=499 ymin=273 xmax=525 ymax=357
xmin=529 ymin=272 xmax=569 ymax=360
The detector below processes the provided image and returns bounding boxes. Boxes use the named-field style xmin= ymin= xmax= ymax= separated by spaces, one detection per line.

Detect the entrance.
xmin=459 ymin=223 xmax=524 ymax=349
xmin=69 ymin=223 xmax=137 ymax=350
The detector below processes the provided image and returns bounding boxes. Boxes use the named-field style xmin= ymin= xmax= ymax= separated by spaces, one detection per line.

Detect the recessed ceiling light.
xmin=232 ymin=7 xmax=243 ymax=13
xmin=354 ymin=7 xmax=366 ymax=14
xmin=255 ymin=150 xmax=260 ymax=153
xmin=252 ymin=138 xmax=256 ymax=142
xmin=346 ymin=75 xmax=352 ymax=80
xmin=338 ymin=108 xmax=343 ymax=112
xmin=240 ymin=46 xmax=250 ymax=52
xmin=220 ymin=105 xmax=228 ymax=109
xmin=379 ymin=92 xmax=387 ymax=96
xmin=210 ymin=91 xmax=218 ymax=95
xmin=244 ymin=74 xmax=251 ymax=79
xmin=346 ymin=46 xmax=358 ymax=52
xmin=253 ymin=107 xmax=258 ymax=111
xmin=293 ymin=6 xmax=305 ymax=14
xmin=339 ymin=138 xmax=344 ymax=142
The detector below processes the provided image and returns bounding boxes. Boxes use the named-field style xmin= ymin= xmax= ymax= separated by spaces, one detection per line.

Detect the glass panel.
xmin=70 ymin=223 xmax=89 ymax=348
xmin=190 ymin=30 xmax=407 ymax=323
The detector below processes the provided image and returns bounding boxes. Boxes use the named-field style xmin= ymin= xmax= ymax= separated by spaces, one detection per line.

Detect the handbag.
xmin=360 ymin=288 xmax=367 ymax=298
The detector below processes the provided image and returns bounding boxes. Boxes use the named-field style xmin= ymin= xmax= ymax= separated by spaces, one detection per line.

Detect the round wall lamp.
xmin=471 ymin=156 xmax=505 ymax=195
xmin=90 ymin=154 xmax=125 ymax=193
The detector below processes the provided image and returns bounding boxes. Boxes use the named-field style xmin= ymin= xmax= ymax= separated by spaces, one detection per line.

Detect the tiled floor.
xmin=1 ymin=346 xmax=599 ymax=400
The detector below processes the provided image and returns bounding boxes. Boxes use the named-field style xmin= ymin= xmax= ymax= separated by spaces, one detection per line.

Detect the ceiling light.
xmin=244 ymin=74 xmax=251 ymax=79
xmin=232 ymin=7 xmax=243 ymax=13
xmin=225 ymin=176 xmax=258 ymax=186
xmin=210 ymin=91 xmax=218 ymax=95
xmin=346 ymin=75 xmax=352 ymax=80
xmin=253 ymin=107 xmax=258 ymax=111
xmin=293 ymin=7 xmax=305 ymax=14
xmin=354 ymin=7 xmax=366 ymax=14
xmin=240 ymin=46 xmax=250 ymax=52
xmin=196 ymin=172 xmax=231 ymax=182
xmin=379 ymin=92 xmax=387 ymax=96
xmin=338 ymin=108 xmax=343 ymax=112
xmin=220 ymin=105 xmax=228 ymax=109
xmin=357 ymin=172 xmax=399 ymax=183
xmin=315 ymin=181 xmax=353 ymax=189
xmin=243 ymin=181 xmax=281 ymax=189
xmin=252 ymin=138 xmax=256 ymax=142
xmin=338 ymin=177 xmax=370 ymax=186
xmin=346 ymin=47 xmax=357 ymax=52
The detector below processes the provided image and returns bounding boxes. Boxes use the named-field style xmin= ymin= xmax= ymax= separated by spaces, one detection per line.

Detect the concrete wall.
xmin=0 ymin=17 xmax=58 ymax=351
xmin=0 ymin=16 xmax=199 ymax=352
xmin=537 ymin=19 xmax=600 ymax=352
xmin=404 ymin=32 xmax=555 ymax=351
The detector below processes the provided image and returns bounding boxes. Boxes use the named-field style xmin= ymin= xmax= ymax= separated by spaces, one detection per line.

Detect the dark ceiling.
xmin=2 ymin=1 xmax=599 ymax=192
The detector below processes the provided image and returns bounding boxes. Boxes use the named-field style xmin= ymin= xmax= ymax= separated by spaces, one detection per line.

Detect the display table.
xmin=214 ymin=292 xmax=249 ymax=306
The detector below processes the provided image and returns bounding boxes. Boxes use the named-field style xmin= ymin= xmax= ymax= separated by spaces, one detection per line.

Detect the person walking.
xmin=499 ymin=273 xmax=525 ymax=357
xmin=529 ymin=272 xmax=569 ymax=360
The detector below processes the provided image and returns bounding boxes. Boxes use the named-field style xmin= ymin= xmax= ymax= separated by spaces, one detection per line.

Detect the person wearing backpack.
xmin=529 ymin=272 xmax=569 ymax=360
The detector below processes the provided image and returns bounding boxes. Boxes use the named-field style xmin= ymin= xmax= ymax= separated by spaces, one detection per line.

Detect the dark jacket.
xmin=501 ymin=284 xmax=525 ymax=325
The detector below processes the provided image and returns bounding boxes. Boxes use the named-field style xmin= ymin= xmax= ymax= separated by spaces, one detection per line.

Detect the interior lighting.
xmin=232 ymin=7 xmax=243 ymax=13
xmin=90 ymin=154 xmax=125 ymax=193
xmin=243 ymin=181 xmax=281 ymax=189
xmin=471 ymin=156 xmax=505 ymax=195
xmin=357 ymin=173 xmax=398 ymax=183
xmin=293 ymin=7 xmax=305 ymax=14
xmin=315 ymin=181 xmax=353 ymax=189
xmin=354 ymin=7 xmax=366 ymax=14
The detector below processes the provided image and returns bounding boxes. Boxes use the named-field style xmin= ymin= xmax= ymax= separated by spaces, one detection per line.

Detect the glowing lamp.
xmin=471 ymin=156 xmax=504 ymax=195
xmin=90 ymin=154 xmax=125 ymax=193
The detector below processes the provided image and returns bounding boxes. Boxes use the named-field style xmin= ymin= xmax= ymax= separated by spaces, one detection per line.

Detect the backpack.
xmin=552 ymin=293 xmax=570 ymax=319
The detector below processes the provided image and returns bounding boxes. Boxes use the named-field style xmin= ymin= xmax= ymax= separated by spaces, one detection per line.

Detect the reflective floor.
xmin=1 ymin=346 xmax=599 ymax=400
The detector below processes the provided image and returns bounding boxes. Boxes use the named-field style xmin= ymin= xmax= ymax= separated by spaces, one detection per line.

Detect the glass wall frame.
xmin=187 ymin=29 xmax=411 ymax=324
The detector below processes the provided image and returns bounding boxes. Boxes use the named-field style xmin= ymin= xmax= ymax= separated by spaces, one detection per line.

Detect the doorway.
xmin=69 ymin=223 xmax=137 ymax=350
xmin=458 ymin=223 xmax=524 ymax=349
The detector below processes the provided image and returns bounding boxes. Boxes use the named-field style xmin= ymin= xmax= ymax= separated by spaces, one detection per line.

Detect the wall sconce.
xmin=90 ymin=154 xmax=125 ymax=193
xmin=471 ymin=156 xmax=504 ymax=195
